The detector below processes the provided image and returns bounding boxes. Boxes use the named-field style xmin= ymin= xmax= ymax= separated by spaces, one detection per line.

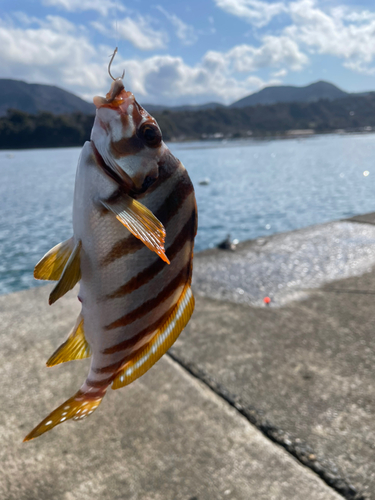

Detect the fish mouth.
xmin=93 ymin=78 xmax=134 ymax=112
xmin=91 ymin=141 xmax=135 ymax=192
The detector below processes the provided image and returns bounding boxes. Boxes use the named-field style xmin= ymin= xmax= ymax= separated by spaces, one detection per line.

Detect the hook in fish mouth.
xmin=93 ymin=47 xmax=129 ymax=108
xmin=93 ymin=82 xmax=133 ymax=109
xmin=108 ymin=47 xmax=125 ymax=82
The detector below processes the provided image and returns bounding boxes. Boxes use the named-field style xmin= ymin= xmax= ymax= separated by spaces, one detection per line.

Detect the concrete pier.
xmin=2 ymin=214 xmax=375 ymax=499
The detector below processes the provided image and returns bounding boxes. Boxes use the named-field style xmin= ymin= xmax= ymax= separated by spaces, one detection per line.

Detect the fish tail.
xmin=23 ymin=389 xmax=105 ymax=442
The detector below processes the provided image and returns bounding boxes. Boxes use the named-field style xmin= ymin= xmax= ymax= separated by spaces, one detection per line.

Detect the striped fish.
xmin=24 ymin=75 xmax=197 ymax=441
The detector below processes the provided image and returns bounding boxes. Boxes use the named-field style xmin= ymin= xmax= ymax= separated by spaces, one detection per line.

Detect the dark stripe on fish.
xmin=105 ymin=262 xmax=190 ymax=330
xmin=155 ymin=172 xmax=194 ymax=225
xmin=92 ymin=142 xmax=134 ymax=192
xmin=104 ymin=210 xmax=196 ymax=300
xmin=100 ymin=236 xmax=144 ymax=266
xmin=133 ymin=152 xmax=180 ymax=200
xmin=100 ymin=172 xmax=194 ymax=267
xmin=86 ymin=377 xmax=116 ymax=389
xmin=111 ymin=133 xmax=144 ymax=158
xmin=87 ymin=340 xmax=153 ymax=387
xmin=92 ymin=359 xmax=124 ymax=375
xmin=102 ymin=303 xmax=176 ymax=356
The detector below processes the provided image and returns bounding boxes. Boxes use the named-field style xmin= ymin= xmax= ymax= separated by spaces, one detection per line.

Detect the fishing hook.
xmin=108 ymin=47 xmax=125 ymax=81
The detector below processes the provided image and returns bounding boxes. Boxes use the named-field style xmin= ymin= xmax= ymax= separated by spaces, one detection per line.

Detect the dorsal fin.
xmin=49 ymin=240 xmax=82 ymax=305
xmin=112 ymin=285 xmax=194 ymax=390
xmin=101 ymin=195 xmax=170 ymax=264
xmin=47 ymin=316 xmax=91 ymax=367
xmin=34 ymin=237 xmax=74 ymax=281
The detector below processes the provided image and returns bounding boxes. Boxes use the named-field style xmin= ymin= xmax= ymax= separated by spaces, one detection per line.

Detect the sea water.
xmin=1 ymin=133 xmax=375 ymax=295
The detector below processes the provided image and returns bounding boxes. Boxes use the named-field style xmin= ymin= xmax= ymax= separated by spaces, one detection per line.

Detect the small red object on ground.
xmin=263 ymin=296 xmax=271 ymax=305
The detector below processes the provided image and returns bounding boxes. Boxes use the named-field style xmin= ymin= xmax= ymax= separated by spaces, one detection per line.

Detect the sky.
xmin=1 ymin=0 xmax=375 ymax=106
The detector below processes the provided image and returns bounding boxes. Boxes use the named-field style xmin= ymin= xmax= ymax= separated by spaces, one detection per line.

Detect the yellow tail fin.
xmin=23 ymin=390 xmax=103 ymax=442
xmin=34 ymin=237 xmax=74 ymax=281
xmin=46 ymin=316 xmax=91 ymax=367
xmin=112 ymin=285 xmax=194 ymax=390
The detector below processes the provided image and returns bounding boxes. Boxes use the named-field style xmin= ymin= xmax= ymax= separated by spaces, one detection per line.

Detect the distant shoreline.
xmin=1 ymin=127 xmax=374 ymax=151
xmin=3 ymin=90 xmax=375 ymax=149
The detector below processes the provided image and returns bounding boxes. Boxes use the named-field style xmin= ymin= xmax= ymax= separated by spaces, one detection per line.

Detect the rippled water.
xmin=1 ymin=133 xmax=375 ymax=295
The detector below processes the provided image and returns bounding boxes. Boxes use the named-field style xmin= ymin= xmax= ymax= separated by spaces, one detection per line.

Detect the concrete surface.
xmin=0 ymin=286 xmax=342 ymax=500
xmin=170 ymin=216 xmax=375 ymax=499
xmin=193 ymin=220 xmax=375 ymax=307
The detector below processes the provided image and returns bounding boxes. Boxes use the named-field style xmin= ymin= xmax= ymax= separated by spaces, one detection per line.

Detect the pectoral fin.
xmin=34 ymin=238 xmax=74 ymax=281
xmin=49 ymin=240 xmax=82 ymax=305
xmin=47 ymin=316 xmax=91 ymax=367
xmin=102 ymin=196 xmax=170 ymax=264
xmin=111 ymin=285 xmax=194 ymax=390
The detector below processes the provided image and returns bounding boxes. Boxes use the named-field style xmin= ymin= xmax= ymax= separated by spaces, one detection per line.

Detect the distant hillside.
xmin=2 ymin=92 xmax=375 ymax=149
xmin=143 ymin=102 xmax=224 ymax=113
xmin=0 ymin=79 xmax=95 ymax=116
xmin=230 ymin=81 xmax=348 ymax=108
xmin=0 ymin=78 xmax=369 ymax=120
xmin=153 ymin=92 xmax=375 ymax=141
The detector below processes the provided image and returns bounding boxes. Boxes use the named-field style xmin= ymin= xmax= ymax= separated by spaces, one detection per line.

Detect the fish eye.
xmin=139 ymin=123 xmax=162 ymax=148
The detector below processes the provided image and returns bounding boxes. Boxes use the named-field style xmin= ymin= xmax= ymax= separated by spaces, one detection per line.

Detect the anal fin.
xmin=112 ymin=285 xmax=194 ymax=390
xmin=23 ymin=390 xmax=103 ymax=442
xmin=102 ymin=196 xmax=170 ymax=264
xmin=47 ymin=316 xmax=91 ymax=367
xmin=49 ymin=240 xmax=82 ymax=305
xmin=34 ymin=237 xmax=74 ymax=281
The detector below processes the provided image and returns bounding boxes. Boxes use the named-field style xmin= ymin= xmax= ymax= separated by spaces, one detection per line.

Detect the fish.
xmin=24 ymin=62 xmax=197 ymax=441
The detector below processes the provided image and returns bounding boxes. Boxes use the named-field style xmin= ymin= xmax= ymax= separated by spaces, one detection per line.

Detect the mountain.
xmin=142 ymin=102 xmax=224 ymax=113
xmin=3 ymin=90 xmax=375 ymax=149
xmin=0 ymin=79 xmax=95 ymax=116
xmin=230 ymin=81 xmax=348 ymax=108
xmin=152 ymin=92 xmax=375 ymax=141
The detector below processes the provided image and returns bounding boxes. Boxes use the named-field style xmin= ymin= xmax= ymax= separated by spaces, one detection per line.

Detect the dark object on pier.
xmin=198 ymin=178 xmax=210 ymax=186
xmin=217 ymin=234 xmax=237 ymax=251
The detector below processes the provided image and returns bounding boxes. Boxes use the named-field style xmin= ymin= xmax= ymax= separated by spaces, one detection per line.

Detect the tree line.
xmin=0 ymin=110 xmax=94 ymax=149
xmin=1 ymin=92 xmax=375 ymax=149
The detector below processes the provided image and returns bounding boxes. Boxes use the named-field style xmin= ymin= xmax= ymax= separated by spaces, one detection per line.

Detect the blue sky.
xmin=1 ymin=0 xmax=375 ymax=105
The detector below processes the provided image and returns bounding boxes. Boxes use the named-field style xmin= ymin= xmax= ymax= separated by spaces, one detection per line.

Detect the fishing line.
xmin=113 ymin=1 xmax=125 ymax=85
xmin=114 ymin=1 xmax=119 ymax=51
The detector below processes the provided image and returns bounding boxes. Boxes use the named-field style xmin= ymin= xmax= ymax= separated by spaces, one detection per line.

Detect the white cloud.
xmin=118 ymin=54 xmax=270 ymax=104
xmin=156 ymin=6 xmax=198 ymax=45
xmin=0 ymin=16 xmax=109 ymax=96
xmin=214 ymin=0 xmax=375 ymax=75
xmin=0 ymin=11 xmax=310 ymax=106
xmin=224 ymin=35 xmax=307 ymax=72
xmin=284 ymin=0 xmax=375 ymax=74
xmin=93 ymin=16 xmax=168 ymax=51
xmin=13 ymin=12 xmax=77 ymax=32
xmin=42 ymin=0 xmax=125 ymax=16
xmin=272 ymin=68 xmax=288 ymax=78
xmin=116 ymin=37 xmax=302 ymax=104
xmin=214 ymin=0 xmax=286 ymax=27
